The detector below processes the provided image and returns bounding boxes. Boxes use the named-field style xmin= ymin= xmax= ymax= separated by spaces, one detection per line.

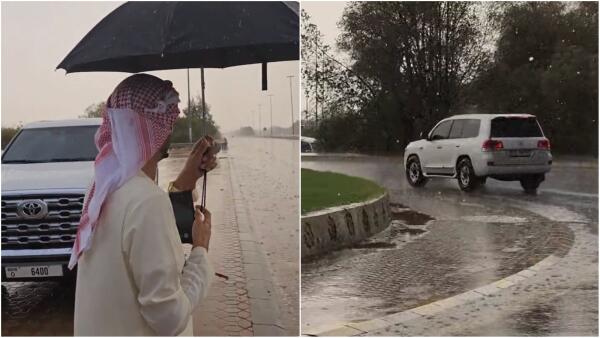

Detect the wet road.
xmin=301 ymin=155 xmax=598 ymax=335
xmin=226 ymin=136 xmax=299 ymax=335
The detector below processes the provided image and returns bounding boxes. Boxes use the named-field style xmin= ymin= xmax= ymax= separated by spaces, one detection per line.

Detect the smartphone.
xmin=169 ymin=190 xmax=195 ymax=244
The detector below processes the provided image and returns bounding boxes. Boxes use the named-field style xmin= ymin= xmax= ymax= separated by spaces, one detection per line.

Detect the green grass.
xmin=301 ymin=168 xmax=385 ymax=214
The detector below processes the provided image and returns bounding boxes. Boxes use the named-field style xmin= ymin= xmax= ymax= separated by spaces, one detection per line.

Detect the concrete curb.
xmin=307 ymin=253 xmax=562 ymax=336
xmin=301 ymin=194 xmax=391 ymax=259
xmin=227 ymin=158 xmax=287 ymax=336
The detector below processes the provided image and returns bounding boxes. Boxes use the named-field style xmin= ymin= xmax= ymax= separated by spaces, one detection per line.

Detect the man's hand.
xmin=173 ymin=136 xmax=218 ymax=191
xmin=192 ymin=206 xmax=211 ymax=251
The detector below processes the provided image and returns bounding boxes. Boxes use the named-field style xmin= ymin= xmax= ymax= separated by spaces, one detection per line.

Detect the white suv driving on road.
xmin=404 ymin=114 xmax=552 ymax=194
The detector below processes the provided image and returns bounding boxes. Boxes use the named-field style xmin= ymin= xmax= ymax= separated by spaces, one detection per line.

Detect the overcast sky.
xmin=1 ymin=1 xmax=299 ymax=132
xmin=301 ymin=1 xmax=347 ymax=51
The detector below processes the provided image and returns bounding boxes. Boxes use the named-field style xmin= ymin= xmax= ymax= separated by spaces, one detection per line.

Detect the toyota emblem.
xmin=17 ymin=200 xmax=48 ymax=219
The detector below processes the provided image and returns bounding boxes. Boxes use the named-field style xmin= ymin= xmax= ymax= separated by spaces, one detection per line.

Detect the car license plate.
xmin=509 ymin=149 xmax=531 ymax=157
xmin=4 ymin=265 xmax=63 ymax=279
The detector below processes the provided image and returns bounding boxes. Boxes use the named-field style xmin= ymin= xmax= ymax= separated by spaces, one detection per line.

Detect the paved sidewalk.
xmin=184 ymin=158 xmax=254 ymax=336
xmin=161 ymin=150 xmax=285 ymax=336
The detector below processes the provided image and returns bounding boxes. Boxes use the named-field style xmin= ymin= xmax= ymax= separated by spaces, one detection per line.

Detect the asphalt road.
xmin=301 ymin=155 xmax=598 ymax=335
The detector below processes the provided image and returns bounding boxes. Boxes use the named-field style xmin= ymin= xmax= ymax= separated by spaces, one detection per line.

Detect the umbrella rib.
xmin=160 ymin=2 xmax=178 ymax=56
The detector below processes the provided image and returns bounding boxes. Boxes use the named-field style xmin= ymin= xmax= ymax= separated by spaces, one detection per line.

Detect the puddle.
xmin=352 ymin=242 xmax=397 ymax=249
xmin=390 ymin=206 xmax=435 ymax=225
xmin=461 ymin=215 xmax=528 ymax=224
xmin=392 ymin=226 xmax=427 ymax=236
xmin=357 ymin=220 xmax=430 ymax=252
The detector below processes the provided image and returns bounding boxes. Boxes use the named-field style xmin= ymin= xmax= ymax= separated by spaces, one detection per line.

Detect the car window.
xmin=301 ymin=141 xmax=312 ymax=152
xmin=462 ymin=119 xmax=481 ymax=138
xmin=430 ymin=120 xmax=452 ymax=140
xmin=449 ymin=120 xmax=465 ymax=139
xmin=491 ymin=117 xmax=543 ymax=137
xmin=2 ymin=126 xmax=99 ymax=163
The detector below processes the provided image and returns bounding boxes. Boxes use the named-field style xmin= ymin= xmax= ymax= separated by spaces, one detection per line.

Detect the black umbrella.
xmin=57 ymin=1 xmax=299 ymax=73
xmin=57 ymin=1 xmax=299 ymax=215
xmin=57 ymin=1 xmax=299 ymax=140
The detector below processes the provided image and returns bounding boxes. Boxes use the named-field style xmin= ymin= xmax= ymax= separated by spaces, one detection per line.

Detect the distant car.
xmin=301 ymin=136 xmax=317 ymax=153
xmin=404 ymin=114 xmax=552 ymax=194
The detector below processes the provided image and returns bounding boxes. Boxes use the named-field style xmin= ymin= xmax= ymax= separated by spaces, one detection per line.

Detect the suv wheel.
xmin=406 ymin=156 xmax=428 ymax=187
xmin=457 ymin=158 xmax=481 ymax=191
xmin=520 ymin=174 xmax=544 ymax=194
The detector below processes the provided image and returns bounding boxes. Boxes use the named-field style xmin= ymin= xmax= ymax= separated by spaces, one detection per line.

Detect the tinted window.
xmin=2 ymin=126 xmax=99 ymax=163
xmin=449 ymin=120 xmax=465 ymax=139
xmin=491 ymin=117 xmax=543 ymax=137
xmin=430 ymin=120 xmax=452 ymax=140
xmin=462 ymin=119 xmax=481 ymax=138
xmin=301 ymin=141 xmax=312 ymax=153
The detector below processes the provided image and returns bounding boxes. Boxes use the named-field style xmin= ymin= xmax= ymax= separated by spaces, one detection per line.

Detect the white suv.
xmin=404 ymin=114 xmax=552 ymax=194
xmin=1 ymin=119 xmax=100 ymax=281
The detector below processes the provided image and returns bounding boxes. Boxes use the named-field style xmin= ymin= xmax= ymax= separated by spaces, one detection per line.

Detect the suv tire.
xmin=520 ymin=174 xmax=544 ymax=194
xmin=457 ymin=157 xmax=481 ymax=191
xmin=406 ymin=156 xmax=428 ymax=187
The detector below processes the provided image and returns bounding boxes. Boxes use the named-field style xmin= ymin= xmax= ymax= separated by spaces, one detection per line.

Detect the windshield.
xmin=490 ymin=117 xmax=543 ymax=138
xmin=2 ymin=126 xmax=99 ymax=163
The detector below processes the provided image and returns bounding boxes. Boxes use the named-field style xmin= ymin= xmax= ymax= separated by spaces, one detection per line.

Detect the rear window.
xmin=2 ymin=126 xmax=99 ymax=163
xmin=491 ymin=117 xmax=543 ymax=138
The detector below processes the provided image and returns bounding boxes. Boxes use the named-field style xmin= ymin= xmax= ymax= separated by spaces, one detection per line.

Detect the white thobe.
xmin=74 ymin=171 xmax=213 ymax=336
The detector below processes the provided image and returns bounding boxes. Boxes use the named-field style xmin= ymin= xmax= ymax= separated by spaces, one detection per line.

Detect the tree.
xmin=302 ymin=10 xmax=374 ymax=124
xmin=171 ymin=96 xmax=220 ymax=143
xmin=79 ymin=102 xmax=106 ymax=118
xmin=472 ymin=2 xmax=598 ymax=155
xmin=341 ymin=2 xmax=494 ymax=149
xmin=1 ymin=126 xmax=21 ymax=149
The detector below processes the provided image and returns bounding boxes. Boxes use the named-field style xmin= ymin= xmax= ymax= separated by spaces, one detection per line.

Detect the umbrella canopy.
xmin=57 ymin=1 xmax=299 ymax=73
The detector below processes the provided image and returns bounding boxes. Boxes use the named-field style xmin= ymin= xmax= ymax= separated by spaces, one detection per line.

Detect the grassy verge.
xmin=301 ymin=168 xmax=385 ymax=214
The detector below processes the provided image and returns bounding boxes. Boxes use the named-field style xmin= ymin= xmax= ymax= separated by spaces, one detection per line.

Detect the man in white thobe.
xmin=71 ymin=74 xmax=217 ymax=336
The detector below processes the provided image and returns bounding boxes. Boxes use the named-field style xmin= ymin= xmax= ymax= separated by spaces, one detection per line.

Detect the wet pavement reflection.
xmin=301 ymin=156 xmax=597 ymax=335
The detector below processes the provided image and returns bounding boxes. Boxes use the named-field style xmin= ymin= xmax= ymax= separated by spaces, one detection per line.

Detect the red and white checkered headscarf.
xmin=69 ymin=74 xmax=180 ymax=269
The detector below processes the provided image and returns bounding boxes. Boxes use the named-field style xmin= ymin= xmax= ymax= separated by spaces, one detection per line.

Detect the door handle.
xmin=436 ymin=146 xmax=442 ymax=149
xmin=455 ymin=145 xmax=460 ymax=148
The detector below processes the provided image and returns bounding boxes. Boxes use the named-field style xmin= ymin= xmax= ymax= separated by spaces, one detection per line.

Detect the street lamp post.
xmin=268 ymin=94 xmax=274 ymax=137
xmin=286 ymin=75 xmax=295 ymax=135
xmin=187 ymin=69 xmax=192 ymax=143
xmin=258 ymin=104 xmax=262 ymax=137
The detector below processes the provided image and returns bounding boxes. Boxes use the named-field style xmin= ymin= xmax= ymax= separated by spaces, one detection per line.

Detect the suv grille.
xmin=1 ymin=194 xmax=84 ymax=249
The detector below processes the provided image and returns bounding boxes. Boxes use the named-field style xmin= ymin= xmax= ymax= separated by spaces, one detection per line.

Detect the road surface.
xmin=301 ymin=155 xmax=597 ymax=336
